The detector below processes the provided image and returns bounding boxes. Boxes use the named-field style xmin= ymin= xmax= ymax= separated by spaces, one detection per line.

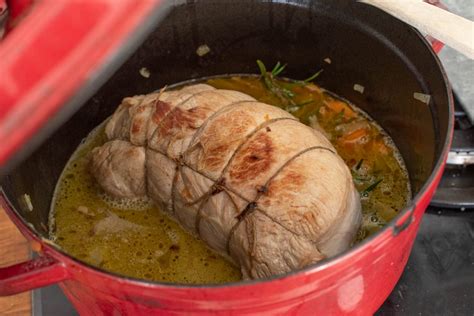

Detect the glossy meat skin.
xmin=91 ymin=84 xmax=362 ymax=279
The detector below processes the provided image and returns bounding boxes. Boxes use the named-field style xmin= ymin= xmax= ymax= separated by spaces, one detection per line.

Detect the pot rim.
xmin=1 ymin=20 xmax=454 ymax=291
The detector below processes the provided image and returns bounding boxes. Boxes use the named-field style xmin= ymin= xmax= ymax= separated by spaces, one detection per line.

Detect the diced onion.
xmin=22 ymin=193 xmax=33 ymax=211
xmin=139 ymin=67 xmax=151 ymax=78
xmin=196 ymin=44 xmax=211 ymax=57
xmin=353 ymin=84 xmax=365 ymax=94
xmin=413 ymin=92 xmax=431 ymax=104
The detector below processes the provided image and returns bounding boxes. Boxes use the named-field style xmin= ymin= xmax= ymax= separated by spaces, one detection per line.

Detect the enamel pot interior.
xmin=1 ymin=0 xmax=450 ymax=286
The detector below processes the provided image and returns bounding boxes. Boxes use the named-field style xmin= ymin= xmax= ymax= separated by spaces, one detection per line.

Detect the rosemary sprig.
xmin=256 ymin=60 xmax=323 ymax=111
xmin=271 ymin=62 xmax=287 ymax=77
xmin=257 ymin=60 xmax=274 ymax=91
xmin=295 ymin=99 xmax=315 ymax=108
xmin=303 ymin=69 xmax=324 ymax=83
xmin=355 ymin=159 xmax=364 ymax=170
xmin=290 ymin=69 xmax=324 ymax=87
xmin=282 ymin=88 xmax=295 ymax=98
xmin=350 ymin=167 xmax=367 ymax=181
xmin=351 ymin=172 xmax=368 ymax=182
xmin=257 ymin=60 xmax=296 ymax=108
xmin=257 ymin=59 xmax=267 ymax=76
xmin=361 ymin=179 xmax=383 ymax=196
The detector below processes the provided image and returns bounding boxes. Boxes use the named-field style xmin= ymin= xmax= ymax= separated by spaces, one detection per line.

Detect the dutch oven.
xmin=0 ymin=0 xmax=453 ymax=314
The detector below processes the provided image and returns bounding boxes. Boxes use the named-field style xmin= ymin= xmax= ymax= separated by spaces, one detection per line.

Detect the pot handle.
xmin=0 ymin=255 xmax=69 ymax=296
xmin=423 ymin=0 xmax=448 ymax=54
xmin=0 ymin=0 xmax=165 ymax=171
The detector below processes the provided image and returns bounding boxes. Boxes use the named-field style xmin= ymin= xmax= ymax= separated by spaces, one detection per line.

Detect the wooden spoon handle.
xmin=360 ymin=0 xmax=474 ymax=60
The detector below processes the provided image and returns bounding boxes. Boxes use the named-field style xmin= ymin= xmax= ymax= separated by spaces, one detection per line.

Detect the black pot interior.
xmin=1 ymin=0 xmax=450 ymax=240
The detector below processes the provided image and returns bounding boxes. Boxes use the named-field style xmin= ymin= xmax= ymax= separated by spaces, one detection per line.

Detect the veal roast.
xmin=90 ymin=83 xmax=362 ymax=279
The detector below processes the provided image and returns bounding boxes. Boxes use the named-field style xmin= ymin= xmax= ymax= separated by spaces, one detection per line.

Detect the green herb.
xmin=333 ymin=109 xmax=345 ymax=124
xmin=295 ymin=99 xmax=315 ymax=108
xmin=355 ymin=159 xmax=364 ymax=170
xmin=271 ymin=62 xmax=287 ymax=77
xmin=256 ymin=59 xmax=267 ymax=75
xmin=285 ymin=88 xmax=295 ymax=98
xmin=361 ymin=179 xmax=383 ymax=196
xmin=257 ymin=60 xmax=274 ymax=92
xmin=256 ymin=60 xmax=323 ymax=111
xmin=256 ymin=60 xmax=296 ymax=109
xmin=303 ymin=69 xmax=324 ymax=83
xmin=350 ymin=170 xmax=368 ymax=182
xmin=290 ymin=69 xmax=324 ymax=87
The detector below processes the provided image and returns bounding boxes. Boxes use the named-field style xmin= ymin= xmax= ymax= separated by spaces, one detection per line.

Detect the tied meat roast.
xmin=90 ymin=83 xmax=362 ymax=279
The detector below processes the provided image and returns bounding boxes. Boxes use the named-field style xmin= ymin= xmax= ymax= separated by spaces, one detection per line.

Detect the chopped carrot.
xmin=339 ymin=128 xmax=369 ymax=144
xmin=371 ymin=140 xmax=391 ymax=155
xmin=325 ymin=100 xmax=356 ymax=119
xmin=304 ymin=83 xmax=322 ymax=93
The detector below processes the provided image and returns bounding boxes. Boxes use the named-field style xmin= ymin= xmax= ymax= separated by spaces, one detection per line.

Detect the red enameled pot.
xmin=0 ymin=0 xmax=453 ymax=315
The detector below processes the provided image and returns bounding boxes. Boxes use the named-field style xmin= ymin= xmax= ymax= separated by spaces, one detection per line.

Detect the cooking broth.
xmin=50 ymin=75 xmax=411 ymax=284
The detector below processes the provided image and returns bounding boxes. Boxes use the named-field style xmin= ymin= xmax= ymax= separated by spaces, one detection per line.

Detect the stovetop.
xmin=377 ymin=208 xmax=474 ymax=315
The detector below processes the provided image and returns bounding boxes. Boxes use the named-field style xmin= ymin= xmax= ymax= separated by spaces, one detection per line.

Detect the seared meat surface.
xmin=91 ymin=84 xmax=362 ymax=279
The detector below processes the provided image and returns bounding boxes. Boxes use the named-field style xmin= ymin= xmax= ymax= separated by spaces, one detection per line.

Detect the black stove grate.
xmin=431 ymin=92 xmax=474 ymax=209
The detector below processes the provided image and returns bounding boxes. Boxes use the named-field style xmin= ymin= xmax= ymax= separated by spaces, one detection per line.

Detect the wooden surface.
xmin=0 ymin=208 xmax=32 ymax=316
xmin=360 ymin=0 xmax=474 ymax=60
